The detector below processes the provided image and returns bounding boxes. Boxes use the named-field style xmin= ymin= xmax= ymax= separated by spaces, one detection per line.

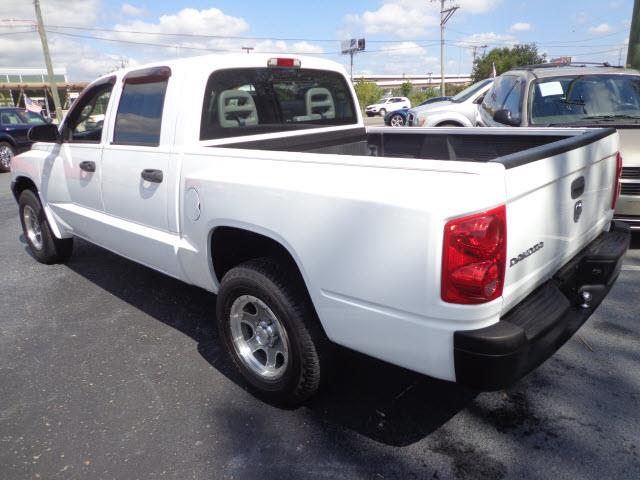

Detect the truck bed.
xmin=218 ymin=126 xmax=615 ymax=168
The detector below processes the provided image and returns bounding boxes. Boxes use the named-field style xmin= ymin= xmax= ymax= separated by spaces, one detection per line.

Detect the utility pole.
xmin=471 ymin=44 xmax=487 ymax=62
xmin=349 ymin=50 xmax=354 ymax=82
xmin=34 ymin=0 xmax=63 ymax=121
xmin=435 ymin=0 xmax=459 ymax=96
xmin=627 ymin=0 xmax=640 ymax=69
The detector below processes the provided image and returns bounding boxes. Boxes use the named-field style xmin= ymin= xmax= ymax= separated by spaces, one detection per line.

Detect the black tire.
xmin=379 ymin=108 xmax=387 ymax=117
xmin=216 ymin=258 xmax=333 ymax=405
xmin=0 ymin=141 xmax=15 ymax=173
xmin=388 ymin=113 xmax=405 ymax=127
xmin=437 ymin=121 xmax=463 ymax=127
xmin=18 ymin=189 xmax=73 ymax=264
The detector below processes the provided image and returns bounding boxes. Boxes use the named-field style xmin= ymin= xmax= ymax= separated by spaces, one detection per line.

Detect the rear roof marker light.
xmin=268 ymin=58 xmax=301 ymax=68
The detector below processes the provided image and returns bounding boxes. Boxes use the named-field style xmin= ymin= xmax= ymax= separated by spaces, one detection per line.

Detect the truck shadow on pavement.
xmin=64 ymin=238 xmax=477 ymax=447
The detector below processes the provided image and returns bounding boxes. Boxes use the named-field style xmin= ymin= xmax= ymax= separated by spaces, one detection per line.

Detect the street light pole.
xmin=627 ymin=0 xmax=640 ymax=69
xmin=33 ymin=0 xmax=63 ymax=121
xmin=436 ymin=0 xmax=459 ymax=96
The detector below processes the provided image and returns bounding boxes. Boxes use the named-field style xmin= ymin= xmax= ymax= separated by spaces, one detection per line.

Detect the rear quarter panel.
xmin=177 ymin=147 xmax=508 ymax=380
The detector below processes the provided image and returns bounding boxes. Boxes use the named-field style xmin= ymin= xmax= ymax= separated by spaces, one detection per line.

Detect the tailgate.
xmin=500 ymin=129 xmax=620 ymax=312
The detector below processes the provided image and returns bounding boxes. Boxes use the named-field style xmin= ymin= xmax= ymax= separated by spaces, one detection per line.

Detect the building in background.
xmin=0 ymin=67 xmax=88 ymax=119
xmin=355 ymin=73 xmax=472 ymax=92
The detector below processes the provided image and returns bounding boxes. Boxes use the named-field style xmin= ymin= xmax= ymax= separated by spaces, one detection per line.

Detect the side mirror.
xmin=493 ymin=109 xmax=520 ymax=126
xmin=29 ymin=124 xmax=61 ymax=143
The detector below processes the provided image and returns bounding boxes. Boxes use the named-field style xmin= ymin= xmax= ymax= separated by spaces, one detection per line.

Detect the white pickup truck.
xmin=11 ymin=54 xmax=630 ymax=405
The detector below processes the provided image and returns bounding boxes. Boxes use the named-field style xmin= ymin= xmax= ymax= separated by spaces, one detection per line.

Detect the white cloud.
xmin=0 ymin=32 xmax=135 ymax=81
xmin=380 ymin=42 xmax=427 ymax=56
xmin=1 ymin=0 xmax=102 ymax=26
xmin=0 ymin=4 xmax=263 ymax=81
xmin=121 ymin=3 xmax=147 ymax=17
xmin=342 ymin=0 xmax=502 ymax=40
xmin=510 ymin=22 xmax=531 ymax=32
xmin=343 ymin=2 xmax=439 ymax=38
xmin=252 ymin=40 xmax=324 ymax=55
xmin=456 ymin=0 xmax=503 ymax=14
xmin=456 ymin=32 xmax=518 ymax=48
xmin=589 ymin=23 xmax=612 ymax=34
xmin=113 ymin=8 xmax=249 ymax=40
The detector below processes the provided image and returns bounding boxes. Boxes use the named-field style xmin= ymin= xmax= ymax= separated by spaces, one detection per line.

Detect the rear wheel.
xmin=437 ymin=121 xmax=463 ymax=127
xmin=216 ymin=258 xmax=332 ymax=405
xmin=0 ymin=142 xmax=15 ymax=172
xmin=18 ymin=189 xmax=73 ymax=264
xmin=388 ymin=113 xmax=405 ymax=127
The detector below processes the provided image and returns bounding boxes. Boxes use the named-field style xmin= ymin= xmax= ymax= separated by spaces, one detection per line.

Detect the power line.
xmin=0 ymin=28 xmax=35 ymax=36
xmin=446 ymin=26 xmax=628 ymax=44
xmin=26 ymin=22 xmax=446 ymax=44
xmin=45 ymin=29 xmax=445 ymax=56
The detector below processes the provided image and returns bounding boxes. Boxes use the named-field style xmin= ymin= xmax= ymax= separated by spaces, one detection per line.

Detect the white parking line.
xmin=622 ymin=265 xmax=640 ymax=271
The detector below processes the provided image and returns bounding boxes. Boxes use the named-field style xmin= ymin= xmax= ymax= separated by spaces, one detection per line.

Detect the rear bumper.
xmin=615 ymin=191 xmax=640 ymax=230
xmin=614 ymin=215 xmax=640 ymax=230
xmin=454 ymin=221 xmax=631 ymax=390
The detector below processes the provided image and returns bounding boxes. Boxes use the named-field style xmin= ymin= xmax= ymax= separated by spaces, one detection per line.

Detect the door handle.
xmin=79 ymin=161 xmax=96 ymax=173
xmin=141 ymin=169 xmax=163 ymax=183
xmin=571 ymin=176 xmax=585 ymax=199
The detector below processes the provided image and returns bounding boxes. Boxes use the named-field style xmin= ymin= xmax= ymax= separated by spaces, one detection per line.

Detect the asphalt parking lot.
xmin=0 ymin=171 xmax=639 ymax=480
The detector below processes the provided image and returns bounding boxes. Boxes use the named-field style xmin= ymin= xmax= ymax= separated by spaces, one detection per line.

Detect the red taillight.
xmin=611 ymin=152 xmax=622 ymax=210
xmin=442 ymin=205 xmax=507 ymax=304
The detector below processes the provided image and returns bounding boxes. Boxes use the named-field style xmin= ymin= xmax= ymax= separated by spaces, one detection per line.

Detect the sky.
xmin=0 ymin=0 xmax=634 ymax=81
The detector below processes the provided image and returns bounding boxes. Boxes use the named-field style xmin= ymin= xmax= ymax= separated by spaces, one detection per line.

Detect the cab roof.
xmin=508 ymin=64 xmax=640 ymax=79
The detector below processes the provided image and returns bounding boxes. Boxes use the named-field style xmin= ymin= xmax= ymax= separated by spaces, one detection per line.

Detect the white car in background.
xmin=365 ymin=96 xmax=411 ymax=117
xmin=407 ymin=79 xmax=493 ymax=127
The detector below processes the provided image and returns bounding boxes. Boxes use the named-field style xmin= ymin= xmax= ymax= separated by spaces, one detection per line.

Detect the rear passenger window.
xmin=113 ymin=70 xmax=169 ymax=147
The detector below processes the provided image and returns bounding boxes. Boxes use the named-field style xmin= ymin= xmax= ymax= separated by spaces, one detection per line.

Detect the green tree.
xmin=445 ymin=83 xmax=469 ymax=96
xmin=353 ymin=79 xmax=385 ymax=110
xmin=400 ymin=80 xmax=413 ymax=97
xmin=409 ymin=88 xmax=438 ymax=106
xmin=472 ymin=44 xmax=545 ymax=82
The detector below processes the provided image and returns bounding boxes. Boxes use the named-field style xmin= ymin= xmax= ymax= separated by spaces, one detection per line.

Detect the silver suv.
xmin=478 ymin=63 xmax=640 ymax=230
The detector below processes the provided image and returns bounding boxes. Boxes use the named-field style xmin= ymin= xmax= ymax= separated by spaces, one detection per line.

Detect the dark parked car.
xmin=0 ymin=108 xmax=47 ymax=172
xmin=384 ymin=96 xmax=452 ymax=127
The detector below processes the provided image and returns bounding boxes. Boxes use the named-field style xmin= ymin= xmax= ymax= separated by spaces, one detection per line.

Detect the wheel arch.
xmin=209 ymin=224 xmax=327 ymax=333
xmin=12 ymin=174 xmax=67 ymax=239
xmin=11 ymin=175 xmax=38 ymax=202
xmin=435 ymin=120 xmax=465 ymax=127
xmin=209 ymin=224 xmax=311 ymax=290
xmin=0 ymin=134 xmax=17 ymax=149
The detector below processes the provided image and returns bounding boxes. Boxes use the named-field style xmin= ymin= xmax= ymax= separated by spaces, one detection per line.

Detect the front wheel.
xmin=0 ymin=142 xmax=15 ymax=172
xmin=18 ymin=190 xmax=73 ymax=264
xmin=388 ymin=113 xmax=405 ymax=127
xmin=216 ymin=258 xmax=332 ymax=405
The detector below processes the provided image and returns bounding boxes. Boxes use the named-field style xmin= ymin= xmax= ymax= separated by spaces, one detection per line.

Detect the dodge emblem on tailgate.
xmin=510 ymin=242 xmax=544 ymax=267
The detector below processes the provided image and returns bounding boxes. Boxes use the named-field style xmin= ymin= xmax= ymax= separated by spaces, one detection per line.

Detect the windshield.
xmin=0 ymin=109 xmax=45 ymax=125
xmin=377 ymin=97 xmax=390 ymax=104
xmin=451 ymin=79 xmax=492 ymax=103
xmin=529 ymin=74 xmax=640 ymax=125
xmin=200 ymin=67 xmax=357 ymax=141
